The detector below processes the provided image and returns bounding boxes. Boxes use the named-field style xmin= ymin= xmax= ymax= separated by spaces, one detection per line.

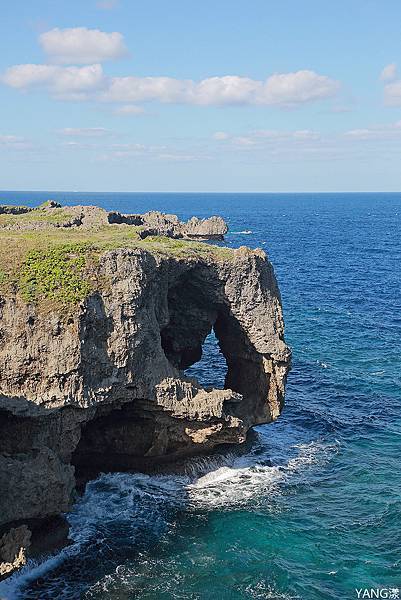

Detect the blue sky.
xmin=1 ymin=0 xmax=401 ymax=192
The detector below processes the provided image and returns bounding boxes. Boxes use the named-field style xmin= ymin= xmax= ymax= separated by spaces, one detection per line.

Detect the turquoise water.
xmin=0 ymin=192 xmax=400 ymax=600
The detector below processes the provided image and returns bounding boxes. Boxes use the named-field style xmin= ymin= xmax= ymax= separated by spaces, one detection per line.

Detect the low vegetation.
xmin=0 ymin=220 xmax=234 ymax=309
xmin=0 ymin=208 xmax=74 ymax=227
xmin=19 ymin=244 xmax=92 ymax=304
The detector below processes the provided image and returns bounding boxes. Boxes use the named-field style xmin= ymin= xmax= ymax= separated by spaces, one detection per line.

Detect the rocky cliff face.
xmin=0 ymin=204 xmax=290 ymax=577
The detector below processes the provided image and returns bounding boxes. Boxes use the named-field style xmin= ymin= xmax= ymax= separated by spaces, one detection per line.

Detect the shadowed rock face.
xmin=0 ymin=526 xmax=31 ymax=579
xmin=0 ymin=240 xmax=290 ymax=575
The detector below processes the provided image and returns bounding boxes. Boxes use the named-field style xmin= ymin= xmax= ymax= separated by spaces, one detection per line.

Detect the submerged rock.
xmin=0 ymin=205 xmax=290 ymax=576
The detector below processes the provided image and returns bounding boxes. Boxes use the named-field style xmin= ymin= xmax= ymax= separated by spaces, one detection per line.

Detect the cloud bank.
xmin=58 ymin=127 xmax=111 ymax=137
xmin=102 ymin=70 xmax=339 ymax=106
xmin=1 ymin=27 xmax=340 ymax=108
xmin=3 ymin=64 xmax=339 ymax=107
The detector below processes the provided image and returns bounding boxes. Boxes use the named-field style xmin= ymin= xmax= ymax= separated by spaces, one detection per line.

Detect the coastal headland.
xmin=0 ymin=202 xmax=290 ymax=578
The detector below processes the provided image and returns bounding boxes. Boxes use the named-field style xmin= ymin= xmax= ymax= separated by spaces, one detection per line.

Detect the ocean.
xmin=0 ymin=192 xmax=400 ymax=600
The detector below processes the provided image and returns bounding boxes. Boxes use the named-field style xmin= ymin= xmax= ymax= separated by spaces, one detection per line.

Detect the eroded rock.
xmin=0 ymin=204 xmax=228 ymax=240
xmin=0 ymin=213 xmax=290 ymax=576
xmin=108 ymin=210 xmax=228 ymax=239
xmin=0 ymin=526 xmax=31 ymax=580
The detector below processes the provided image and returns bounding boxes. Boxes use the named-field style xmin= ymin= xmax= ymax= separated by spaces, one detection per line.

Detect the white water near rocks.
xmin=0 ymin=423 xmax=337 ymax=600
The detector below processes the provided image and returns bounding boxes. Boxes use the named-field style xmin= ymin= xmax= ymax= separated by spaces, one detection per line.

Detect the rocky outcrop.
xmin=0 ymin=526 xmax=31 ymax=579
xmin=181 ymin=215 xmax=228 ymax=239
xmin=0 ymin=205 xmax=32 ymax=215
xmin=0 ymin=207 xmax=290 ymax=576
xmin=0 ymin=200 xmax=60 ymax=217
xmin=108 ymin=210 xmax=228 ymax=240
xmin=1 ymin=203 xmax=228 ymax=240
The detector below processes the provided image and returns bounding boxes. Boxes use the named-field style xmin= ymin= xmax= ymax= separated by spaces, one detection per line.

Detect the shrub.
xmin=19 ymin=244 xmax=92 ymax=304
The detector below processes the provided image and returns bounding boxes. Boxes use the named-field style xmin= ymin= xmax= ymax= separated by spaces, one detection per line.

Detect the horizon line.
xmin=1 ymin=190 xmax=401 ymax=195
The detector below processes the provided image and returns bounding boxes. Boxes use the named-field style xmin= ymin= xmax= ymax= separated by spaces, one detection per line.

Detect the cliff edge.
xmin=0 ymin=203 xmax=291 ymax=577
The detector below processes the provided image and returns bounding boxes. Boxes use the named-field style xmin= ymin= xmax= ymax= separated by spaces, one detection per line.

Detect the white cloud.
xmin=2 ymin=26 xmax=339 ymax=111
xmin=380 ymin=63 xmax=397 ymax=82
xmin=3 ymin=22 xmax=339 ymax=112
xmin=39 ymin=27 xmax=127 ymax=64
xmin=0 ymin=134 xmax=31 ymax=150
xmin=2 ymin=63 xmax=106 ymax=99
xmin=103 ymin=76 xmax=190 ymax=103
xmin=293 ymin=129 xmax=320 ymax=140
xmin=213 ymin=131 xmax=230 ymax=140
xmin=157 ymin=153 xmax=199 ymax=162
xmin=344 ymin=128 xmax=377 ymax=140
xmin=94 ymin=142 xmax=204 ymax=163
xmin=244 ymin=129 xmax=320 ymax=143
xmin=259 ymin=70 xmax=339 ymax=106
xmin=102 ymin=70 xmax=339 ymax=106
xmin=384 ymin=79 xmax=401 ymax=106
xmin=379 ymin=65 xmax=401 ymax=106
xmin=58 ymin=127 xmax=111 ymax=137
xmin=189 ymin=76 xmax=261 ymax=105
xmin=210 ymin=128 xmax=323 ymax=151
xmin=232 ymin=136 xmax=257 ymax=146
xmin=0 ymin=134 xmax=23 ymax=145
xmin=114 ymin=104 xmax=145 ymax=115
xmin=344 ymin=121 xmax=401 ymax=140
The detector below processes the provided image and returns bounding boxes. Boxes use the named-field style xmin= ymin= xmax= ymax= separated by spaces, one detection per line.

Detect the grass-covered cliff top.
xmin=0 ymin=204 xmax=235 ymax=307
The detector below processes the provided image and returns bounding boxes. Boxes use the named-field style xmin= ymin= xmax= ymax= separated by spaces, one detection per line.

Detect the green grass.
xmin=0 ymin=223 xmax=236 ymax=309
xmin=0 ymin=269 xmax=7 ymax=285
xmin=19 ymin=244 xmax=93 ymax=304
xmin=0 ymin=208 xmax=73 ymax=227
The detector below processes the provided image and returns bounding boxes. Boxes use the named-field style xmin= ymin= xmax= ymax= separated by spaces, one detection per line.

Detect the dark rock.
xmin=0 ymin=205 xmax=32 ymax=215
xmin=0 ymin=525 xmax=31 ymax=580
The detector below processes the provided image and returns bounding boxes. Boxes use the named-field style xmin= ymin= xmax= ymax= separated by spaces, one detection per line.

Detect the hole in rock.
xmin=185 ymin=329 xmax=227 ymax=389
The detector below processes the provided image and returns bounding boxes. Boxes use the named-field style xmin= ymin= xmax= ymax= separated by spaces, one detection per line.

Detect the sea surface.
xmin=0 ymin=192 xmax=400 ymax=600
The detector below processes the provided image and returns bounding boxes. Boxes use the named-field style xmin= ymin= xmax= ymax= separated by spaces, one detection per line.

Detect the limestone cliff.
xmin=0 ymin=204 xmax=290 ymax=577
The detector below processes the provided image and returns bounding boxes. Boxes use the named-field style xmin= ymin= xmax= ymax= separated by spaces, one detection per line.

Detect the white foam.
xmin=0 ymin=436 xmax=339 ymax=598
xmin=188 ymin=439 xmax=339 ymax=510
xmin=0 ymin=543 xmax=81 ymax=600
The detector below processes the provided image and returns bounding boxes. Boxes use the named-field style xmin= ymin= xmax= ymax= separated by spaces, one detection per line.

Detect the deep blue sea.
xmin=0 ymin=192 xmax=400 ymax=600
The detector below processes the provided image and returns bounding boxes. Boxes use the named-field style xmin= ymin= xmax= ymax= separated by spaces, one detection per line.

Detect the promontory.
xmin=0 ymin=202 xmax=291 ymax=578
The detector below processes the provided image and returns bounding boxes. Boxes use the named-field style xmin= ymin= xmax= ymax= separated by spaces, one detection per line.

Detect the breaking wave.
xmin=0 ymin=429 xmax=337 ymax=600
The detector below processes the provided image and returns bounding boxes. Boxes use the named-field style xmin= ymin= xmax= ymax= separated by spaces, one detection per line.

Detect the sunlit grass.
xmin=0 ymin=208 xmax=74 ymax=227
xmin=0 ymin=224 xmax=235 ymax=309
